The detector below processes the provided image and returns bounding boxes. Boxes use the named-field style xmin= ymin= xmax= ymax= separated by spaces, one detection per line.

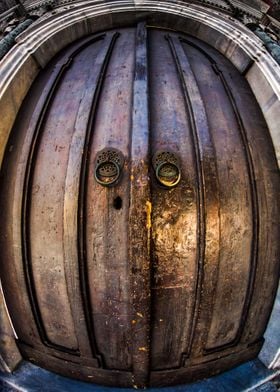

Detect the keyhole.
xmin=113 ymin=196 xmax=122 ymax=210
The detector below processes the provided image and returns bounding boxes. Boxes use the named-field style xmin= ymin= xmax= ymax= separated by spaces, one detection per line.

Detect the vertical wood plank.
xmin=149 ymin=31 xmax=199 ymax=370
xmin=0 ymin=35 xmax=110 ymax=358
xmin=208 ymin=60 xmax=259 ymax=348
xmin=178 ymin=37 xmax=254 ymax=352
xmin=65 ymin=32 xmax=119 ymax=361
xmin=0 ymin=47 xmax=79 ymax=350
xmin=167 ymin=35 xmax=220 ymax=359
xmin=86 ymin=29 xmax=135 ymax=370
xmin=129 ymin=22 xmax=151 ymax=388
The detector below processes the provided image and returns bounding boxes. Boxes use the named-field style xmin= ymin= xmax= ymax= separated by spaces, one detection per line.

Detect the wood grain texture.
xmin=166 ymin=34 xmax=220 ymax=361
xmin=0 ymin=25 xmax=279 ymax=388
xmin=149 ymin=31 xmax=199 ymax=370
xmin=179 ymin=38 xmax=254 ymax=352
xmin=86 ymin=30 xmax=134 ymax=370
xmin=128 ymin=22 xmax=151 ymax=388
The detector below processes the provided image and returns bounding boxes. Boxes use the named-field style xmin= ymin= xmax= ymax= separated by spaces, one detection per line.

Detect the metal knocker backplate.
xmin=94 ymin=148 xmax=124 ymax=187
xmin=152 ymin=151 xmax=181 ymax=188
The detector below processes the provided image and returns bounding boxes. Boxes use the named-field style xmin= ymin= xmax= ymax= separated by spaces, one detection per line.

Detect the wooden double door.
xmin=0 ymin=24 xmax=279 ymax=387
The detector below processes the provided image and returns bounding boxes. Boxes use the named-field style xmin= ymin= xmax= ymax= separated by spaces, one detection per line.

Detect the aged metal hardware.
xmin=94 ymin=148 xmax=124 ymax=186
xmin=152 ymin=151 xmax=181 ymax=187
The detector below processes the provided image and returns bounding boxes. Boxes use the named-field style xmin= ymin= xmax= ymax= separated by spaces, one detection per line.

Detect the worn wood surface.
xmin=0 ymin=25 xmax=279 ymax=387
xmin=86 ymin=30 xmax=134 ymax=370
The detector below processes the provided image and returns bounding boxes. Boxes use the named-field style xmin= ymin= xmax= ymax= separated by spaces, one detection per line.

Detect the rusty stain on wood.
xmin=145 ymin=201 xmax=152 ymax=230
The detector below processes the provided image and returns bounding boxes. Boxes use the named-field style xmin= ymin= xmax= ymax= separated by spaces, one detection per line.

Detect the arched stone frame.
xmin=0 ymin=0 xmax=279 ymax=375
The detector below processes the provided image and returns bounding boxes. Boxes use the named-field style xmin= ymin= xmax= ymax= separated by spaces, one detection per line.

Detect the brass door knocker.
xmin=152 ymin=151 xmax=181 ymax=188
xmin=94 ymin=148 xmax=124 ymax=187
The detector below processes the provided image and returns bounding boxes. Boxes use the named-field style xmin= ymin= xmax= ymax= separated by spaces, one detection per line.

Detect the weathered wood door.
xmin=0 ymin=24 xmax=279 ymax=388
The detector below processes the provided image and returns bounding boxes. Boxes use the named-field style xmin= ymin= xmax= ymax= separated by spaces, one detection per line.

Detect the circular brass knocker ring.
xmin=94 ymin=148 xmax=124 ymax=187
xmin=156 ymin=161 xmax=181 ymax=188
xmin=94 ymin=161 xmax=121 ymax=186
xmin=153 ymin=151 xmax=181 ymax=188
